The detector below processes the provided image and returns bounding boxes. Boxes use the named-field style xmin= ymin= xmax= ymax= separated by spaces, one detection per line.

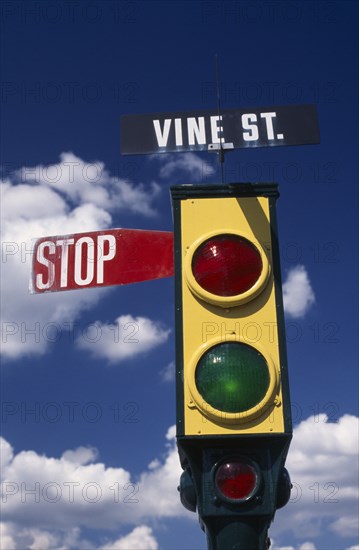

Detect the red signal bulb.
xmin=215 ymin=460 xmax=258 ymax=501
xmin=192 ymin=234 xmax=262 ymax=297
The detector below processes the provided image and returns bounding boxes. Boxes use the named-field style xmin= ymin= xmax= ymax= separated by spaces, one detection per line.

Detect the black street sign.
xmin=120 ymin=104 xmax=319 ymax=155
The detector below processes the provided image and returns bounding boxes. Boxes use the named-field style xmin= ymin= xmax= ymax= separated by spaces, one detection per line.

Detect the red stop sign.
xmin=31 ymin=229 xmax=174 ymax=293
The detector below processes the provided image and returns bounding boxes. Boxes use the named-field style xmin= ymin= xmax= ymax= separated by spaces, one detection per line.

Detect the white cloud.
xmin=289 ymin=413 xmax=358 ymax=458
xmin=0 ymin=523 xmax=158 ymax=550
xmin=270 ymin=414 xmax=359 ymax=545
xmin=160 ymin=360 xmax=175 ymax=382
xmin=0 ymin=437 xmax=14 ymax=469
xmin=100 ymin=526 xmax=158 ymax=550
xmin=0 ymin=426 xmax=187 ymax=533
xmin=1 ymin=155 xmax=162 ymax=360
xmin=283 ymin=265 xmax=315 ymax=318
xmin=0 ymin=522 xmax=17 ymax=550
xmin=0 ymin=522 xmax=81 ymax=550
xmin=166 ymin=425 xmax=176 ymax=441
xmin=12 ymin=152 xmax=160 ymax=217
xmin=61 ymin=446 xmax=98 ymax=466
xmin=76 ymin=315 xmax=171 ymax=363
xmin=330 ymin=516 xmax=359 ymax=538
xmin=271 ymin=543 xmax=317 ymax=550
xmin=1 ymin=181 xmax=68 ymax=221
xmin=150 ymin=152 xmax=215 ymax=181
xmin=137 ymin=429 xmax=185 ymax=518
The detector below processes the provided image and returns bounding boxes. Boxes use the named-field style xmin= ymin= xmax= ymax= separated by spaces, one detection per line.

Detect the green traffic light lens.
xmin=195 ymin=343 xmax=270 ymax=413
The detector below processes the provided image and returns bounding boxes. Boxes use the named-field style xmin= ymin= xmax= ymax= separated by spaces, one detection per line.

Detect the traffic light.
xmin=171 ymin=183 xmax=292 ymax=549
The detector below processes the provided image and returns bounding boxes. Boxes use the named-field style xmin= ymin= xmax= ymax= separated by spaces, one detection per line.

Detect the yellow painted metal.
xmin=181 ymin=195 xmax=285 ymax=435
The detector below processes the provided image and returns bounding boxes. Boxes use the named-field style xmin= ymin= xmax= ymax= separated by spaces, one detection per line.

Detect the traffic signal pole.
xmin=203 ymin=517 xmax=270 ymax=550
xmin=172 ymin=183 xmax=292 ymax=549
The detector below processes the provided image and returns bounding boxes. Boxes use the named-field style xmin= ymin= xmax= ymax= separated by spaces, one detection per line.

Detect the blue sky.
xmin=0 ymin=1 xmax=358 ymax=549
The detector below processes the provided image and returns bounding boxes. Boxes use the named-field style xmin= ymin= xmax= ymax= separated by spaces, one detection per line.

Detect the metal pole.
xmin=203 ymin=517 xmax=271 ymax=550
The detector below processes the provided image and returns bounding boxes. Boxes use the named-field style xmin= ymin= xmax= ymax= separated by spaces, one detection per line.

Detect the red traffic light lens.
xmin=215 ymin=460 xmax=258 ymax=501
xmin=191 ymin=234 xmax=262 ymax=297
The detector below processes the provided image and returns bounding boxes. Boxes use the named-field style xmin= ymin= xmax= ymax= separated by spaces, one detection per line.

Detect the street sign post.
xmin=31 ymin=229 xmax=173 ymax=293
xmin=121 ymin=104 xmax=319 ymax=155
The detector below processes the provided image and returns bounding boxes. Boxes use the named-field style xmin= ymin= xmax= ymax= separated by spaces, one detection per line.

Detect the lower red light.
xmin=215 ymin=461 xmax=258 ymax=501
xmin=191 ymin=234 xmax=262 ymax=297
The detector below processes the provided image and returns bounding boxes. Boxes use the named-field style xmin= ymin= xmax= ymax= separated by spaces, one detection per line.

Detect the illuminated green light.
xmin=195 ymin=343 xmax=270 ymax=413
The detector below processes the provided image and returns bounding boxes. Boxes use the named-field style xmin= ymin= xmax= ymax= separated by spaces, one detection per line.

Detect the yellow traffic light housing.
xmin=171 ymin=183 xmax=292 ymax=438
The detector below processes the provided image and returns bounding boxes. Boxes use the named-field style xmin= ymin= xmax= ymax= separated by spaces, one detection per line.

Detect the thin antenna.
xmin=215 ymin=54 xmax=225 ymax=184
